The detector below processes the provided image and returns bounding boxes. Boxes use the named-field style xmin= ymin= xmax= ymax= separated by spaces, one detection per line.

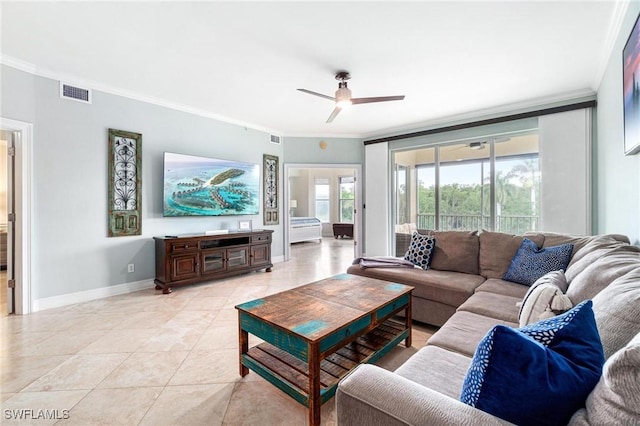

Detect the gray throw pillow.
xmin=570 ymin=331 xmax=640 ymax=425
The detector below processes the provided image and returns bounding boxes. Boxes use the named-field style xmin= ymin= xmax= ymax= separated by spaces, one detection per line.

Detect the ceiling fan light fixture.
xmin=335 ymin=86 xmax=352 ymax=109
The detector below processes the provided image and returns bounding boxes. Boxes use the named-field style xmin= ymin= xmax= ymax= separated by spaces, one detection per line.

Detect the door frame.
xmin=0 ymin=118 xmax=33 ymax=315
xmin=283 ymin=163 xmax=363 ymax=261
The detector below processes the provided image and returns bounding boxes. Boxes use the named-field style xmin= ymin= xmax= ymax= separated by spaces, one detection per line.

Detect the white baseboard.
xmin=32 ymin=279 xmax=155 ymax=312
xmin=32 ymin=255 xmax=286 ymax=312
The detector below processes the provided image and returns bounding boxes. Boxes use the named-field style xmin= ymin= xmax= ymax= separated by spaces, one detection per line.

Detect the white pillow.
xmin=518 ymin=271 xmax=572 ymax=327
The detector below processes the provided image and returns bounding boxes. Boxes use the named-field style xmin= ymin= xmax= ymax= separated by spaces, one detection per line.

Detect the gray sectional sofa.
xmin=338 ymin=230 xmax=640 ymax=425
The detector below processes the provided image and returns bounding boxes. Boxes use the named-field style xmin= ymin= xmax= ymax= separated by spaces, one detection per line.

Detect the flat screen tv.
xmin=163 ymin=152 xmax=260 ymax=217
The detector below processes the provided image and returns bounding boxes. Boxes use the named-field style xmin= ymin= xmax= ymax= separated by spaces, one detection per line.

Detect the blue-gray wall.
xmin=1 ymin=65 xmax=286 ymax=300
xmin=596 ymin=3 xmax=640 ymax=244
xmin=282 ymin=137 xmax=364 ymax=164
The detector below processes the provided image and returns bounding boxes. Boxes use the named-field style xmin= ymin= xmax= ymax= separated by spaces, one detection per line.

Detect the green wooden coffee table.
xmin=236 ymin=273 xmax=413 ymax=426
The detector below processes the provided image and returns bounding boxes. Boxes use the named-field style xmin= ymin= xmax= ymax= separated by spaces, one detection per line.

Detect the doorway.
xmin=0 ymin=130 xmax=14 ymax=316
xmin=284 ymin=163 xmax=363 ymax=262
xmin=0 ymin=118 xmax=32 ymax=315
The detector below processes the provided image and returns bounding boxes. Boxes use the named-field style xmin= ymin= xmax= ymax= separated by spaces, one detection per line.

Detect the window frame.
xmin=314 ymin=177 xmax=331 ymax=223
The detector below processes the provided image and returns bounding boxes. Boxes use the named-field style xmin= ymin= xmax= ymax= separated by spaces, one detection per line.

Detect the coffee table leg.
xmin=308 ymin=343 xmax=321 ymax=426
xmin=238 ymin=317 xmax=249 ymax=377
xmin=405 ymin=297 xmax=412 ymax=348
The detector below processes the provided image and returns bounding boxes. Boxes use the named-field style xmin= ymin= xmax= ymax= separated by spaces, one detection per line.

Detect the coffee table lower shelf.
xmin=241 ymin=318 xmax=408 ymax=406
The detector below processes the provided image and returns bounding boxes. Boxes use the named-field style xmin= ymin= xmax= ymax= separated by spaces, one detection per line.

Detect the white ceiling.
xmin=0 ymin=1 xmax=624 ymax=139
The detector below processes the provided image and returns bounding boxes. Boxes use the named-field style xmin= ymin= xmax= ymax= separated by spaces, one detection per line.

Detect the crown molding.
xmin=0 ymin=54 xmax=284 ymax=137
xmin=592 ymin=0 xmax=630 ymax=90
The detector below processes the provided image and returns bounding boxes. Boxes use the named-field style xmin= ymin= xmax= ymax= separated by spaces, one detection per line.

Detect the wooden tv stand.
xmin=153 ymin=230 xmax=273 ymax=294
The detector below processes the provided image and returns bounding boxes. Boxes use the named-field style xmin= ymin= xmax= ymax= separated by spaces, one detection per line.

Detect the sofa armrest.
xmin=336 ymin=364 xmax=513 ymax=426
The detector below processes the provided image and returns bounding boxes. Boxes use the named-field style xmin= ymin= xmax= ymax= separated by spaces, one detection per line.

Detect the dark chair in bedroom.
xmin=332 ymin=223 xmax=354 ymax=239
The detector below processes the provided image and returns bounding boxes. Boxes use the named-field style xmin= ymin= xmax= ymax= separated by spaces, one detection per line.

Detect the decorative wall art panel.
xmin=623 ymin=12 xmax=640 ymax=155
xmin=263 ymin=154 xmax=279 ymax=225
xmin=108 ymin=129 xmax=142 ymax=237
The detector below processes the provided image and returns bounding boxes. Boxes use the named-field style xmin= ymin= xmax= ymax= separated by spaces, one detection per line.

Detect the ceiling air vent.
xmin=270 ymin=134 xmax=281 ymax=145
xmin=60 ymin=82 xmax=92 ymax=104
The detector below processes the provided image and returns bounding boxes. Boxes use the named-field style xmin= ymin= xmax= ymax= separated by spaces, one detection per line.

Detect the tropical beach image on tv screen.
xmin=163 ymin=152 xmax=260 ymax=216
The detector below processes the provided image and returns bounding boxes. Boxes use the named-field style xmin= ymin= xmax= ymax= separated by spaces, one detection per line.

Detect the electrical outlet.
xmin=127 ymin=264 xmax=135 ymax=273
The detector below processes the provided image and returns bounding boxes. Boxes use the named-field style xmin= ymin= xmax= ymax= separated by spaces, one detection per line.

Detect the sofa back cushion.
xmin=591 ymin=267 xmax=640 ymax=359
xmin=427 ymin=230 xmax=479 ymax=275
xmin=565 ymin=235 xmax=630 ymax=282
xmin=566 ymin=246 xmax=640 ymax=305
xmin=479 ymin=231 xmax=544 ymax=279
xmin=533 ymin=232 xmax=591 ymax=253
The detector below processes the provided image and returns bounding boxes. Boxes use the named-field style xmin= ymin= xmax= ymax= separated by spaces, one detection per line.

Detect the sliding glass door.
xmin=393 ymin=132 xmax=540 ymax=240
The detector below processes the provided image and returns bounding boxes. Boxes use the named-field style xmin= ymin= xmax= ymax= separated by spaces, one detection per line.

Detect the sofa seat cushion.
xmin=566 ymin=245 xmax=640 ymax=304
xmin=479 ymin=231 xmax=544 ymax=279
xmin=592 ymin=267 xmax=640 ymax=359
xmin=346 ymin=264 xmax=485 ymax=307
xmin=456 ymin=291 xmax=521 ymax=323
xmin=427 ymin=230 xmax=480 ymax=275
xmin=475 ymin=278 xmax=529 ymax=299
xmin=427 ymin=311 xmax=518 ymax=357
xmin=394 ymin=345 xmax=472 ymax=400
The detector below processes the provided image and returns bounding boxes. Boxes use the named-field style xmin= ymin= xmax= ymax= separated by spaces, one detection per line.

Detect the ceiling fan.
xmin=453 ymin=137 xmax=512 ymax=150
xmin=298 ymin=71 xmax=405 ymax=123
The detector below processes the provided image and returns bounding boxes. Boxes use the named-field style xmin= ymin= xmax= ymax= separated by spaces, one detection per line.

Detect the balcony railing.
xmin=416 ymin=214 xmax=538 ymax=235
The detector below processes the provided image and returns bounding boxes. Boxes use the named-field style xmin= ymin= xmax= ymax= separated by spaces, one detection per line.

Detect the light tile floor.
xmin=1 ymin=238 xmax=437 ymax=425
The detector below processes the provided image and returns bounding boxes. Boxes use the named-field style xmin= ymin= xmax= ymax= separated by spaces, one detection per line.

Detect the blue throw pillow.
xmin=403 ymin=232 xmax=435 ymax=270
xmin=503 ymin=238 xmax=573 ymax=285
xmin=460 ymin=300 xmax=604 ymax=426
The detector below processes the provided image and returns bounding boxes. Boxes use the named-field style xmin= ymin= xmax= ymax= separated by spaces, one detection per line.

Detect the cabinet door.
xmin=227 ymin=246 xmax=249 ymax=270
xmin=250 ymin=244 xmax=271 ymax=267
xmin=170 ymin=253 xmax=200 ymax=281
xmin=201 ymin=249 xmax=226 ymax=274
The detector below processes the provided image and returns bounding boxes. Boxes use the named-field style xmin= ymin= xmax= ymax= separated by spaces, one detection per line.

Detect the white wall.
xmin=288 ymin=168 xmax=309 ymax=217
xmin=539 ymin=109 xmax=591 ymax=234
xmin=595 ymin=3 xmax=640 ymax=244
xmin=364 ymin=142 xmax=390 ymax=256
xmin=1 ymin=65 xmax=284 ymax=302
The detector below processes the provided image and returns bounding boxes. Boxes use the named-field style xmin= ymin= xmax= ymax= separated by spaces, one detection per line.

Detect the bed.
xmin=289 ymin=217 xmax=322 ymax=243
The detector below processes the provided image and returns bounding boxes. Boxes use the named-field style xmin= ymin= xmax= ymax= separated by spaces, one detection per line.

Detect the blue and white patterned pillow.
xmin=503 ymin=238 xmax=573 ymax=286
xmin=403 ymin=232 xmax=435 ymax=270
xmin=460 ymin=300 xmax=604 ymax=426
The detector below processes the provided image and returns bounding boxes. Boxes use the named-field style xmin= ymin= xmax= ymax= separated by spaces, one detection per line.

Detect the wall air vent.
xmin=270 ymin=134 xmax=281 ymax=145
xmin=60 ymin=82 xmax=92 ymax=104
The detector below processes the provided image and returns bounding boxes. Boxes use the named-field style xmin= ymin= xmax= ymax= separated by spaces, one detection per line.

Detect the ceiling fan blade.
xmin=326 ymin=107 xmax=341 ymax=123
xmin=297 ymin=89 xmax=335 ymax=101
xmin=351 ymin=95 xmax=405 ymax=105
